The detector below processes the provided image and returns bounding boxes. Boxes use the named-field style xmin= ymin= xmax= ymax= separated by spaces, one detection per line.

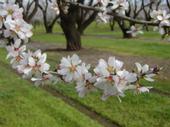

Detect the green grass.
xmin=51 ymin=83 xmax=170 ymax=127
xmin=0 ymin=49 xmax=102 ymax=127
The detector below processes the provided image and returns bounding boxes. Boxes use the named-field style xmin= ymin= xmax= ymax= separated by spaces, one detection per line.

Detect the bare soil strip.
xmin=151 ymin=88 xmax=170 ymax=97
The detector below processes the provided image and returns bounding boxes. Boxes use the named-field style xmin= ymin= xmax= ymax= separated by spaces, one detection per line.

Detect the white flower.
xmin=137 ymin=86 xmax=153 ymax=93
xmin=76 ymin=72 xmax=96 ymax=97
xmin=97 ymin=12 xmax=110 ymax=23
xmin=4 ymin=17 xmax=33 ymax=40
xmin=94 ymin=57 xmax=124 ymax=100
xmin=57 ymin=54 xmax=82 ymax=82
xmin=94 ymin=75 xmax=115 ymax=99
xmin=150 ymin=10 xmax=163 ymax=21
xmin=1 ymin=3 xmax=23 ymax=19
xmin=159 ymin=11 xmax=170 ymax=26
xmin=159 ymin=27 xmax=165 ymax=35
xmin=31 ymin=73 xmax=58 ymax=86
xmin=6 ymin=39 xmax=26 ymax=68
xmin=97 ymin=70 xmax=137 ymax=101
xmin=94 ymin=57 xmax=123 ymax=77
xmin=17 ymin=50 xmax=50 ymax=77
xmin=108 ymin=0 xmax=129 ymax=15
xmin=151 ymin=10 xmax=170 ymax=26
xmin=17 ymin=50 xmax=32 ymax=75
xmin=135 ymin=62 xmax=156 ymax=82
xmin=126 ymin=25 xmax=143 ymax=37
xmin=51 ymin=3 xmax=60 ymax=15
xmin=116 ymin=70 xmax=137 ymax=84
xmin=75 ymin=62 xmax=91 ymax=80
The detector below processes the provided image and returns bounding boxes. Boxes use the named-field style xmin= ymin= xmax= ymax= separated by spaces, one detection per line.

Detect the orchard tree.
xmin=38 ymin=0 xmax=59 ymax=33
xmin=15 ymin=0 xmax=39 ymax=23
xmin=54 ymin=0 xmax=170 ymax=50
xmin=56 ymin=0 xmax=103 ymax=51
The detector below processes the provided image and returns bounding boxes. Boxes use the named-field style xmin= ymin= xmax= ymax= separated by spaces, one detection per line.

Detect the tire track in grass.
xmin=0 ymin=61 xmax=121 ymax=127
xmin=150 ymin=88 xmax=170 ymax=97
xmin=42 ymin=85 xmax=121 ymax=127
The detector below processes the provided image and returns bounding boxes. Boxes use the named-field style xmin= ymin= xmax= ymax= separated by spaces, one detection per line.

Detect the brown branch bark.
xmin=67 ymin=2 xmax=160 ymax=26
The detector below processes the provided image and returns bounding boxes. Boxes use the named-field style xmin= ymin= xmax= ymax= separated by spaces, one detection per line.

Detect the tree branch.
xmin=67 ymin=2 xmax=159 ymax=26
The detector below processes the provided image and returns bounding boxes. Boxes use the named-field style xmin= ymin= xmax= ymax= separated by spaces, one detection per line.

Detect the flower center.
xmin=15 ymin=24 xmax=21 ymax=32
xmin=33 ymin=64 xmax=41 ymax=71
xmin=107 ymin=66 xmax=114 ymax=73
xmin=7 ymin=9 xmax=14 ymax=15
xmin=14 ymin=47 xmax=19 ymax=51
xmin=69 ymin=65 xmax=76 ymax=72
xmin=15 ymin=55 xmax=22 ymax=62
xmin=85 ymin=81 xmax=93 ymax=90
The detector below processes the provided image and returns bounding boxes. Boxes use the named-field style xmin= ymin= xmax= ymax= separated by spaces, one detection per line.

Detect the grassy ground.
xmin=0 ymin=49 xmax=102 ymax=127
xmin=1 ymin=23 xmax=170 ymax=127
xmin=32 ymin=23 xmax=170 ymax=127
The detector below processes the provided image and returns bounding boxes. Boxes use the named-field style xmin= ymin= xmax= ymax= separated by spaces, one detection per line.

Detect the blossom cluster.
xmin=150 ymin=10 xmax=170 ymax=37
xmin=57 ymin=54 xmax=160 ymax=101
xmin=0 ymin=1 xmax=162 ymax=102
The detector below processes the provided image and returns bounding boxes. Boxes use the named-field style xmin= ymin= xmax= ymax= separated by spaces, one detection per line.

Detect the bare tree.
xmin=15 ymin=0 xmax=39 ymax=23
xmin=57 ymin=0 xmax=100 ymax=51
xmin=38 ymin=0 xmax=59 ymax=33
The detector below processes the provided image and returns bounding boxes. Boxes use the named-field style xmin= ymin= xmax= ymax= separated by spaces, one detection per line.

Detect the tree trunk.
xmin=117 ymin=20 xmax=132 ymax=38
xmin=109 ymin=19 xmax=115 ymax=31
xmin=45 ymin=25 xmax=53 ymax=33
xmin=60 ymin=19 xmax=81 ymax=51
xmin=122 ymin=29 xmax=132 ymax=38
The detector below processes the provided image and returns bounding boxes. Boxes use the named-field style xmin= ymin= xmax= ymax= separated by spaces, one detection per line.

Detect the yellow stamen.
xmin=8 ymin=9 xmax=14 ymax=15
xmin=107 ymin=66 xmax=114 ymax=73
xmin=69 ymin=65 xmax=76 ymax=72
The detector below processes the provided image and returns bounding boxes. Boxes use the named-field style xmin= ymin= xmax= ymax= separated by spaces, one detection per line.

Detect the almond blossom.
xmin=96 ymin=70 xmax=137 ymax=101
xmin=1 ymin=2 xmax=23 ymax=19
xmin=57 ymin=54 xmax=82 ymax=82
xmin=6 ymin=39 xmax=26 ymax=68
xmin=76 ymin=72 xmax=96 ymax=97
xmin=51 ymin=2 xmax=60 ymax=15
xmin=108 ymin=0 xmax=129 ymax=15
xmin=135 ymin=62 xmax=156 ymax=82
xmin=150 ymin=10 xmax=164 ymax=22
xmin=17 ymin=50 xmax=50 ymax=78
xmin=31 ymin=73 xmax=58 ymax=86
xmin=137 ymin=86 xmax=153 ymax=93
xmin=94 ymin=57 xmax=123 ymax=77
xmin=126 ymin=25 xmax=143 ymax=37
xmin=4 ymin=17 xmax=33 ymax=40
xmin=158 ymin=11 xmax=170 ymax=27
